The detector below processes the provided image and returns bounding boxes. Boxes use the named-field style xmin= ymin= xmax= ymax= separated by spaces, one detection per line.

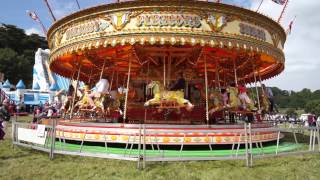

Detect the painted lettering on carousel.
xmin=136 ymin=14 xmax=202 ymax=28
xmin=65 ymin=20 xmax=109 ymax=40
xmin=239 ymin=23 xmax=266 ymax=41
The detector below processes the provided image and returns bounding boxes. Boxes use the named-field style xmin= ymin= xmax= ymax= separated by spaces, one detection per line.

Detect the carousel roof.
xmin=47 ymin=0 xmax=286 ymax=85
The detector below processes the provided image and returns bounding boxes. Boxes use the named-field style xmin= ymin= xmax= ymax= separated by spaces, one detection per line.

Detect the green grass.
xmin=1 ymin=116 xmax=320 ymax=180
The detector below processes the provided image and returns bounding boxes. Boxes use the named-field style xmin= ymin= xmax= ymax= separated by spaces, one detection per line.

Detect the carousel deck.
xmin=55 ymin=121 xmax=282 ymax=145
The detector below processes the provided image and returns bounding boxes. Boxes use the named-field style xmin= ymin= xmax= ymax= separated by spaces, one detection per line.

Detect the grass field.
xmin=1 ymin=117 xmax=320 ymax=180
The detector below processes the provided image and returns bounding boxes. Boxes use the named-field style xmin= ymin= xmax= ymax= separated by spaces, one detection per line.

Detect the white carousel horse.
xmin=144 ymin=81 xmax=194 ymax=110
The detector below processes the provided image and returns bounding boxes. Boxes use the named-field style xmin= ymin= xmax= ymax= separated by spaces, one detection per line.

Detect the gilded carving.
xmin=207 ymin=14 xmax=229 ymax=32
xmin=105 ymin=11 xmax=143 ymax=31
xmin=271 ymin=33 xmax=280 ymax=48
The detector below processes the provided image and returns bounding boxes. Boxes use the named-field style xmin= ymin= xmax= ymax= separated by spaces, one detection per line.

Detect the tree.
xmin=0 ymin=24 xmax=48 ymax=87
xmin=305 ymin=100 xmax=320 ymax=116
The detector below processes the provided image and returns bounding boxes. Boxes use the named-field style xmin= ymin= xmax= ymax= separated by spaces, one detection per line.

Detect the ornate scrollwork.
xmin=206 ymin=13 xmax=231 ymax=32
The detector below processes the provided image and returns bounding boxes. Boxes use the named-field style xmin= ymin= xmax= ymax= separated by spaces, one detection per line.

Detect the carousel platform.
xmin=53 ymin=141 xmax=301 ymax=157
xmin=55 ymin=121 xmax=283 ymax=145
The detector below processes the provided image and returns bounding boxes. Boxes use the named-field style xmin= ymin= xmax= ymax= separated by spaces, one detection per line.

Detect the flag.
xmin=286 ymin=17 xmax=295 ymax=35
xmin=27 ymin=10 xmax=40 ymax=22
xmin=271 ymin=0 xmax=286 ymax=5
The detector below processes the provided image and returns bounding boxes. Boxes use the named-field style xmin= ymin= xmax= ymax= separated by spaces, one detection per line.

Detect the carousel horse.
xmin=99 ymin=92 xmax=124 ymax=115
xmin=74 ymin=86 xmax=103 ymax=112
xmin=228 ymin=86 xmax=241 ymax=109
xmin=260 ymin=90 xmax=270 ymax=113
xmin=208 ymin=90 xmax=224 ymax=114
xmin=241 ymin=94 xmax=257 ymax=111
xmin=229 ymin=86 xmax=257 ymax=111
xmin=144 ymin=81 xmax=194 ymax=111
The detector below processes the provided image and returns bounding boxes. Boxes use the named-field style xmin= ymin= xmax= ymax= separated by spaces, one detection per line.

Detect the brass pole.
xmin=70 ymin=62 xmax=82 ymax=118
xmin=123 ymin=55 xmax=132 ymax=121
xmin=233 ymin=58 xmax=238 ymax=86
xmin=252 ymin=60 xmax=261 ymax=111
xmin=204 ymin=55 xmax=209 ymax=125
xmin=163 ymin=56 xmax=166 ymax=87
xmin=100 ymin=59 xmax=107 ymax=80
xmin=109 ymin=70 xmax=115 ymax=92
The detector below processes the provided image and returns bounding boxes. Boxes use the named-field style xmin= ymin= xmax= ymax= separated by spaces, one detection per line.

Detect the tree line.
xmin=271 ymin=87 xmax=320 ymax=116
xmin=0 ymin=24 xmax=48 ymax=87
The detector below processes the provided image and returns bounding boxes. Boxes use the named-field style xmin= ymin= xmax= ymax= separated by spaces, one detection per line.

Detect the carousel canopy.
xmin=47 ymin=0 xmax=286 ymax=85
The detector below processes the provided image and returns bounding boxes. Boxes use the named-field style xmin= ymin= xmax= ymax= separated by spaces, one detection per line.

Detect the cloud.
xmin=25 ymin=27 xmax=44 ymax=36
xmin=260 ymin=0 xmax=320 ymax=91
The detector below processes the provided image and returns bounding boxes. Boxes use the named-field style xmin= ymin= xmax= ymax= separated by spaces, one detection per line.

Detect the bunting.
xmin=286 ymin=16 xmax=296 ymax=35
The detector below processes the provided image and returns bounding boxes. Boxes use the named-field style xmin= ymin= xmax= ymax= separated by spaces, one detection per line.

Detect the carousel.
xmin=46 ymin=0 xmax=286 ymax=146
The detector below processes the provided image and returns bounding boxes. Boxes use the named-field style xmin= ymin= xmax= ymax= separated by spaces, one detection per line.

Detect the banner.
xmin=18 ymin=128 xmax=47 ymax=145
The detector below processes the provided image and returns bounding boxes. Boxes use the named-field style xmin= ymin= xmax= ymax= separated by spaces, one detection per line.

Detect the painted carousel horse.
xmin=208 ymin=90 xmax=224 ymax=114
xmin=228 ymin=86 xmax=257 ymax=111
xmin=60 ymin=91 xmax=79 ymax=115
xmin=228 ymin=86 xmax=241 ymax=109
xmin=259 ymin=90 xmax=270 ymax=113
xmin=75 ymin=86 xmax=124 ymax=116
xmin=74 ymin=86 xmax=100 ymax=111
xmin=101 ymin=91 xmax=124 ymax=116
xmin=144 ymin=81 xmax=194 ymax=111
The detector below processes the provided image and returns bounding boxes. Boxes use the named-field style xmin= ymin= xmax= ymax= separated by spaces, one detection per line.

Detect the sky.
xmin=0 ymin=0 xmax=319 ymax=91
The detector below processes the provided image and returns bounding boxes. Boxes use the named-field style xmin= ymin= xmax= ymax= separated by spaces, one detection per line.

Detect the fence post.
xmin=143 ymin=124 xmax=146 ymax=169
xmin=309 ymin=128 xmax=313 ymax=151
xmin=244 ymin=123 xmax=249 ymax=167
xmin=49 ymin=118 xmax=56 ymax=160
xmin=312 ymin=128 xmax=316 ymax=151
xmin=275 ymin=130 xmax=281 ymax=155
xmin=11 ymin=114 xmax=17 ymax=148
xmin=137 ymin=123 xmax=142 ymax=169
xmin=248 ymin=123 xmax=253 ymax=167
xmin=316 ymin=125 xmax=320 ymax=152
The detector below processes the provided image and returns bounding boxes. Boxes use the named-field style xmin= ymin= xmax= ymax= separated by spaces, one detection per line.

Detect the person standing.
xmin=0 ymin=100 xmax=11 ymax=140
xmin=170 ymin=72 xmax=186 ymax=91
xmin=88 ymin=75 xmax=109 ymax=109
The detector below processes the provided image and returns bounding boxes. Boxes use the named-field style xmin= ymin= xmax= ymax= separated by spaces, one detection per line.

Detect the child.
xmin=238 ymin=84 xmax=256 ymax=111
